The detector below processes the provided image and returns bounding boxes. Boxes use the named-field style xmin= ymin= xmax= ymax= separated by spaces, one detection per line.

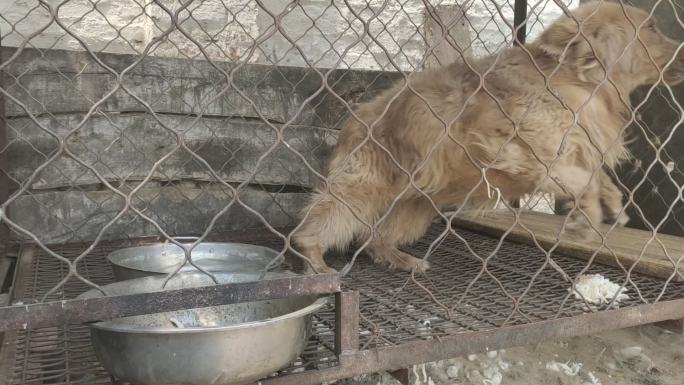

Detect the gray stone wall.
xmin=1 ymin=0 xmax=577 ymax=71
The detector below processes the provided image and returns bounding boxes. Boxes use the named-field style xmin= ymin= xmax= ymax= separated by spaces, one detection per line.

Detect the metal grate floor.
xmin=3 ymin=226 xmax=684 ymax=384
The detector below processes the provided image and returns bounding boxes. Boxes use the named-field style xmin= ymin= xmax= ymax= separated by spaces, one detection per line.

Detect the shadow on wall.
xmin=564 ymin=0 xmax=684 ymax=236
xmin=621 ymin=0 xmax=684 ymax=236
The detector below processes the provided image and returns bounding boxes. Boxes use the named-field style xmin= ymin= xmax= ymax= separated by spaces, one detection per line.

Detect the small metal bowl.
xmin=79 ymin=272 xmax=326 ymax=385
xmin=107 ymin=241 xmax=285 ymax=281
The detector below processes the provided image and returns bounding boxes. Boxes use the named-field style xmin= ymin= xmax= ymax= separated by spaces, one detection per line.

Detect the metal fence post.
xmin=335 ymin=291 xmax=360 ymax=363
xmin=513 ymin=0 xmax=528 ymax=46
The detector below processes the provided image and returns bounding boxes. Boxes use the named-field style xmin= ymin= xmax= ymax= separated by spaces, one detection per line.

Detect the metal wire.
xmin=5 ymin=226 xmax=684 ymax=383
xmin=1 ymin=0 xmax=684 ymax=381
xmin=5 ymin=239 xmax=337 ymax=383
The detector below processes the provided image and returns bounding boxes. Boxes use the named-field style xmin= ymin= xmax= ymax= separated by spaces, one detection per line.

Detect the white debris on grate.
xmin=545 ymin=360 xmax=582 ymax=376
xmin=570 ymin=274 xmax=629 ymax=307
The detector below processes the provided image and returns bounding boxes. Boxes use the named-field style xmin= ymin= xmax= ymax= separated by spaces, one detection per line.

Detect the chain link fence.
xmin=0 ymin=0 xmax=683 ymax=382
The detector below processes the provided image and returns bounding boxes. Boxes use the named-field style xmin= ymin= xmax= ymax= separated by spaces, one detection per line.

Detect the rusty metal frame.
xmin=2 ymin=238 xmax=684 ymax=384
xmin=0 ymin=272 xmax=340 ymax=330
xmin=335 ymin=291 xmax=360 ymax=362
xmin=260 ymin=297 xmax=684 ymax=385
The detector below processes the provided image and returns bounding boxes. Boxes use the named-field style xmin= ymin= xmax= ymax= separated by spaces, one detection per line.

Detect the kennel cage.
xmin=0 ymin=0 xmax=684 ymax=384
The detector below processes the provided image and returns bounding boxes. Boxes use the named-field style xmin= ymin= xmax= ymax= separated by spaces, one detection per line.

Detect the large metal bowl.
xmin=79 ymin=272 xmax=326 ymax=385
xmin=107 ymin=241 xmax=285 ymax=281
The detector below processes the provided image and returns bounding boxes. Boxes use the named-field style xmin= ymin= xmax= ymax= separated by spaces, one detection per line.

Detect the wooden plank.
xmin=423 ymin=4 xmax=471 ymax=68
xmin=7 ymin=185 xmax=308 ymax=245
xmin=305 ymin=69 xmax=400 ymax=129
xmin=5 ymin=112 xmax=336 ymax=190
xmin=1 ymin=47 xmax=400 ymax=130
xmin=3 ymin=71 xmax=308 ymax=124
xmin=453 ymin=210 xmax=684 ymax=281
xmin=1 ymin=47 xmax=409 ymax=131
xmin=1 ymin=47 xmax=321 ymax=123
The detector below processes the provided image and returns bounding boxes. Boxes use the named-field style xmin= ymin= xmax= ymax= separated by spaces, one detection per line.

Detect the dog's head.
xmin=536 ymin=1 xmax=683 ymax=89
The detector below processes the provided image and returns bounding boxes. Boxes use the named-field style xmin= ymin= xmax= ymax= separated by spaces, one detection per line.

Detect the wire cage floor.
xmin=1 ymin=224 xmax=684 ymax=384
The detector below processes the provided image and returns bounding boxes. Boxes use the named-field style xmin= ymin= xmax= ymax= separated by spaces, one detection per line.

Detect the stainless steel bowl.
xmin=79 ymin=272 xmax=326 ymax=385
xmin=107 ymin=241 xmax=285 ymax=281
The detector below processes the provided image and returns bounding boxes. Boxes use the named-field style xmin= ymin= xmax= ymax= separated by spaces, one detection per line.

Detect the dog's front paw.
xmin=615 ymin=211 xmax=630 ymax=226
xmin=564 ymin=213 xmax=596 ymax=240
xmin=604 ymin=209 xmax=630 ymax=227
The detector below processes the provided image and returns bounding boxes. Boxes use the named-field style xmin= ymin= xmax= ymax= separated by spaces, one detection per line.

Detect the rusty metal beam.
xmin=335 ymin=291 xmax=359 ymax=360
xmin=0 ymin=273 xmax=340 ymax=330
xmin=260 ymin=297 xmax=684 ymax=385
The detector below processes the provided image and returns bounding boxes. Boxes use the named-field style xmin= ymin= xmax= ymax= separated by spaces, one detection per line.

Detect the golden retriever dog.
xmin=294 ymin=1 xmax=684 ymax=273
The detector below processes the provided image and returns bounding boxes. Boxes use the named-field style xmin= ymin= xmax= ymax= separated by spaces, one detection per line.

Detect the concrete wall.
xmin=1 ymin=0 xmax=577 ymax=71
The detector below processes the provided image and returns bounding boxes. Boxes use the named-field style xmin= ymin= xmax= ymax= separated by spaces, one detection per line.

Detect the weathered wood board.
xmin=2 ymin=47 xmax=315 ymax=123
xmin=0 ymin=47 xmax=404 ymax=243
xmin=1 ymin=47 xmax=399 ymax=129
xmin=7 ymin=185 xmax=307 ymax=245
xmin=5 ymin=112 xmax=337 ymax=190
xmin=453 ymin=210 xmax=684 ymax=281
xmin=303 ymin=70 xmax=401 ymax=129
xmin=423 ymin=4 xmax=472 ymax=69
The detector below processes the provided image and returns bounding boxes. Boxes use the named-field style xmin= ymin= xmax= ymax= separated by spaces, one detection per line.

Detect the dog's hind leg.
xmin=367 ymin=197 xmax=437 ymax=272
xmin=294 ymin=186 xmax=380 ymax=274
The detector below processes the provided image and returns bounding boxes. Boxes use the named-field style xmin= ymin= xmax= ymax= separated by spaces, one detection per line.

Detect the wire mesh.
xmin=4 ymin=239 xmax=337 ymax=384
xmin=4 ymin=226 xmax=684 ymax=383
xmin=1 ymin=0 xmax=684 ymax=382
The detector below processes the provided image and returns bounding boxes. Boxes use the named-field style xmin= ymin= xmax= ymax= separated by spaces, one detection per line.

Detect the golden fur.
xmin=294 ymin=2 xmax=684 ymax=273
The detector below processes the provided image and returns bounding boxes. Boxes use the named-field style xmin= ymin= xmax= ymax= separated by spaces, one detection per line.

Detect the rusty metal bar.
xmin=0 ymin=273 xmax=340 ymax=330
xmin=261 ymin=298 xmax=684 ymax=385
xmin=513 ymin=0 xmax=528 ymax=45
xmin=335 ymin=291 xmax=360 ymax=360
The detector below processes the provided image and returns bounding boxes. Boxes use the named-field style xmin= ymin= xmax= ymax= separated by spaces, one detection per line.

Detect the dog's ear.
xmin=537 ymin=15 xmax=621 ymax=80
xmin=537 ymin=16 xmax=583 ymax=58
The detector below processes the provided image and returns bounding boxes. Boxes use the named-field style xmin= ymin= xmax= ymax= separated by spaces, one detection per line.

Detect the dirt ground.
xmin=334 ymin=324 xmax=684 ymax=385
